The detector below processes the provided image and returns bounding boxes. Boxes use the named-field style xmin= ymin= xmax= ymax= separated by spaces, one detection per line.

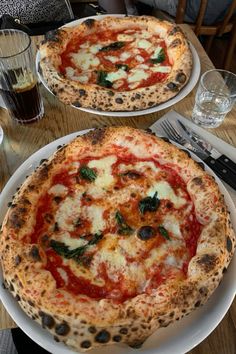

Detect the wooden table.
xmin=0 ymin=24 xmax=235 ymax=354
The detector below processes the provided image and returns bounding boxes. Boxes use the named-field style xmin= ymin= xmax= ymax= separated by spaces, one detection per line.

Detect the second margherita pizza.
xmin=39 ymin=16 xmax=192 ymax=111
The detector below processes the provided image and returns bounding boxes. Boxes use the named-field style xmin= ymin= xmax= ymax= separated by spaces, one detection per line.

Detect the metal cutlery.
xmin=177 ymin=119 xmax=236 ymax=174
xmin=160 ymin=120 xmax=236 ymax=190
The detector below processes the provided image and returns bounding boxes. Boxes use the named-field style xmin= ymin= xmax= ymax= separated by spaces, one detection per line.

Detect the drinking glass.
xmin=192 ymin=69 xmax=236 ymax=128
xmin=0 ymin=29 xmax=44 ymax=124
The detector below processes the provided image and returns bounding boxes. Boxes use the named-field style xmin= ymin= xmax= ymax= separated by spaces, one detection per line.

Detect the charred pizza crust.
xmin=39 ymin=16 xmax=192 ymax=111
xmin=0 ymin=127 xmax=235 ymax=352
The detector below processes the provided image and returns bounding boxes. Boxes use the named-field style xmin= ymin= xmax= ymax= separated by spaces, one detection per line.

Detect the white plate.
xmin=0 ymin=130 xmax=235 ymax=354
xmin=36 ymin=14 xmax=201 ymax=117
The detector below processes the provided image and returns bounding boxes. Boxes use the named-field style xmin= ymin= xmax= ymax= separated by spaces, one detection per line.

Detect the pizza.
xmin=0 ymin=127 xmax=235 ymax=352
xmin=39 ymin=16 xmax=192 ymax=111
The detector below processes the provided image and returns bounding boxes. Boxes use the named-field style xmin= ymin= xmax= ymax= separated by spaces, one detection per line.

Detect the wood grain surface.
xmin=0 ymin=23 xmax=235 ymax=354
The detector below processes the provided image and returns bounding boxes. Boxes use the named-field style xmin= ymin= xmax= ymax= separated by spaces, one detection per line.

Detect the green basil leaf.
xmin=79 ymin=166 xmax=97 ymax=181
xmin=50 ymin=233 xmax=103 ymax=262
xmin=115 ymin=211 xmax=133 ymax=235
xmin=158 ymin=225 xmax=170 ymax=240
xmin=96 ymin=71 xmax=113 ymax=88
xmin=99 ymin=41 xmax=125 ymax=52
xmin=150 ymin=48 xmax=165 ymax=64
xmin=139 ymin=192 xmax=160 ymax=214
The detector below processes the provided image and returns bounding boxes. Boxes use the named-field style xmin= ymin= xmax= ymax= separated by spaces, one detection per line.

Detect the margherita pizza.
xmin=39 ymin=16 xmax=192 ymax=111
xmin=0 ymin=127 xmax=235 ymax=352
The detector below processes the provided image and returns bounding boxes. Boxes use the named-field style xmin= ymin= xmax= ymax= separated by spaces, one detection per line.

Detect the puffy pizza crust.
xmin=39 ymin=16 xmax=192 ymax=111
xmin=0 ymin=127 xmax=235 ymax=352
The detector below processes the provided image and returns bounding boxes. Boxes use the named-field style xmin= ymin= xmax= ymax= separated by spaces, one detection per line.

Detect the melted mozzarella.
xmin=89 ymin=44 xmax=102 ymax=54
xmin=55 ymin=193 xmax=82 ymax=231
xmin=128 ymin=69 xmax=149 ymax=83
xmin=106 ymin=69 xmax=127 ymax=82
xmin=48 ymin=184 xmax=68 ymax=196
xmin=135 ymin=55 xmax=144 ymax=62
xmin=137 ymin=39 xmax=152 ymax=49
xmin=72 ymin=74 xmax=89 ymax=83
xmin=65 ymin=66 xmax=75 ymax=78
xmin=120 ymin=52 xmax=131 ymax=60
xmin=104 ymin=55 xmax=119 ymax=63
xmin=151 ymin=66 xmax=171 ymax=73
xmin=57 ymin=268 xmax=68 ymax=284
xmin=84 ymin=205 xmax=105 ymax=234
xmin=71 ymin=51 xmax=100 ymax=71
xmin=148 ymin=181 xmax=186 ymax=208
xmin=162 ymin=214 xmax=182 ymax=238
xmin=88 ymin=155 xmax=117 ymax=189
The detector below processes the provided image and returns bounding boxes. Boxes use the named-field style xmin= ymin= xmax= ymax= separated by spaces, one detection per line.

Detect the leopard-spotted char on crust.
xmin=0 ymin=127 xmax=235 ymax=352
xmin=39 ymin=16 xmax=192 ymax=111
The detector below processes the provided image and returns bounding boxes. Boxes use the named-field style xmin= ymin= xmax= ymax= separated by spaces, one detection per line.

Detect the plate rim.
xmin=0 ymin=130 xmax=235 ymax=354
xmin=36 ymin=14 xmax=201 ymax=117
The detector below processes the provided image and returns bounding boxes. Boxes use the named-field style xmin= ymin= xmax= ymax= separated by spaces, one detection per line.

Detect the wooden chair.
xmin=155 ymin=0 xmax=236 ymax=70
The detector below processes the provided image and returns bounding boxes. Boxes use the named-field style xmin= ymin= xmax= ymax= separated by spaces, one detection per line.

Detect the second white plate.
xmin=36 ymin=15 xmax=201 ymax=117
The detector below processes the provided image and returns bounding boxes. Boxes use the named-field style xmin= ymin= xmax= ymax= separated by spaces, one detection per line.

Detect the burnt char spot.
xmin=40 ymin=159 xmax=48 ymax=165
xmin=88 ymin=326 xmax=97 ymax=334
xmin=113 ymin=335 xmax=122 ymax=342
xmin=73 ymin=101 xmax=81 ymax=108
xmin=226 ymin=237 xmax=232 ymax=252
xmin=44 ymin=29 xmax=60 ymax=43
xmin=195 ymin=300 xmax=201 ymax=307
xmin=15 ymin=294 xmax=21 ymax=301
xmin=79 ymin=89 xmax=86 ymax=97
xmin=192 ymin=177 xmax=203 ymax=185
xmin=108 ymin=90 xmax=114 ymax=96
xmin=2 ymin=282 xmax=6 ymax=289
xmin=161 ymin=136 xmax=170 ymax=143
xmin=54 ymin=336 xmax=60 ymax=342
xmin=196 ymin=162 xmax=205 ymax=170
xmin=135 ymin=93 xmax=141 ymax=99
xmin=41 ymin=313 xmax=55 ymax=329
xmin=169 ymin=26 xmax=181 ymax=35
xmin=176 ymin=72 xmax=187 ymax=84
xmin=167 ymin=82 xmax=179 ymax=91
xmin=86 ymin=128 xmax=106 ymax=145
xmin=54 ymin=196 xmax=62 ymax=204
xmin=181 ymin=149 xmax=191 ymax=157
xmin=29 ymin=246 xmax=41 ymax=262
xmin=119 ymin=327 xmax=128 ymax=335
xmin=55 ymin=322 xmax=70 ymax=336
xmin=8 ymin=212 xmax=25 ymax=229
xmin=83 ymin=18 xmax=95 ymax=28
xmin=15 ymin=255 xmax=21 ymax=266
xmin=115 ymin=98 xmax=123 ymax=104
xmin=95 ymin=330 xmax=111 ymax=343
xmin=197 ymin=254 xmax=217 ymax=273
xmin=199 ymin=286 xmax=208 ymax=296
xmin=38 ymin=165 xmax=49 ymax=180
xmin=81 ymin=341 xmax=91 ymax=349
xmin=170 ymin=39 xmax=181 ymax=48
xmin=129 ymin=340 xmax=144 ymax=349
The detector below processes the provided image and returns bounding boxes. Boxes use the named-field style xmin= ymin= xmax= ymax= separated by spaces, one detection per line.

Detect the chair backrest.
xmin=175 ymin=0 xmax=236 ymax=36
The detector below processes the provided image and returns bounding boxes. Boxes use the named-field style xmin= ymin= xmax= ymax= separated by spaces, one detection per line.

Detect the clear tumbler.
xmin=0 ymin=29 xmax=44 ymax=124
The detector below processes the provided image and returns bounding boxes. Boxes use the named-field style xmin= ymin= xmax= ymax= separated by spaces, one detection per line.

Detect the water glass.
xmin=0 ymin=29 xmax=44 ymax=124
xmin=192 ymin=69 xmax=236 ymax=128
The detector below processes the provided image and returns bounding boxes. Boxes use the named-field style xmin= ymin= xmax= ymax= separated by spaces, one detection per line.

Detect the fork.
xmin=160 ymin=120 xmax=199 ymax=153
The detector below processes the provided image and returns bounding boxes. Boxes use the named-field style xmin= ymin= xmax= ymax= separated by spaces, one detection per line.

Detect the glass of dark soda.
xmin=0 ymin=29 xmax=44 ymax=124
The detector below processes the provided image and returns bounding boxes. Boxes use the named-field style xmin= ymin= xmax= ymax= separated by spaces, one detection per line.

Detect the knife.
xmin=177 ymin=119 xmax=236 ymax=175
